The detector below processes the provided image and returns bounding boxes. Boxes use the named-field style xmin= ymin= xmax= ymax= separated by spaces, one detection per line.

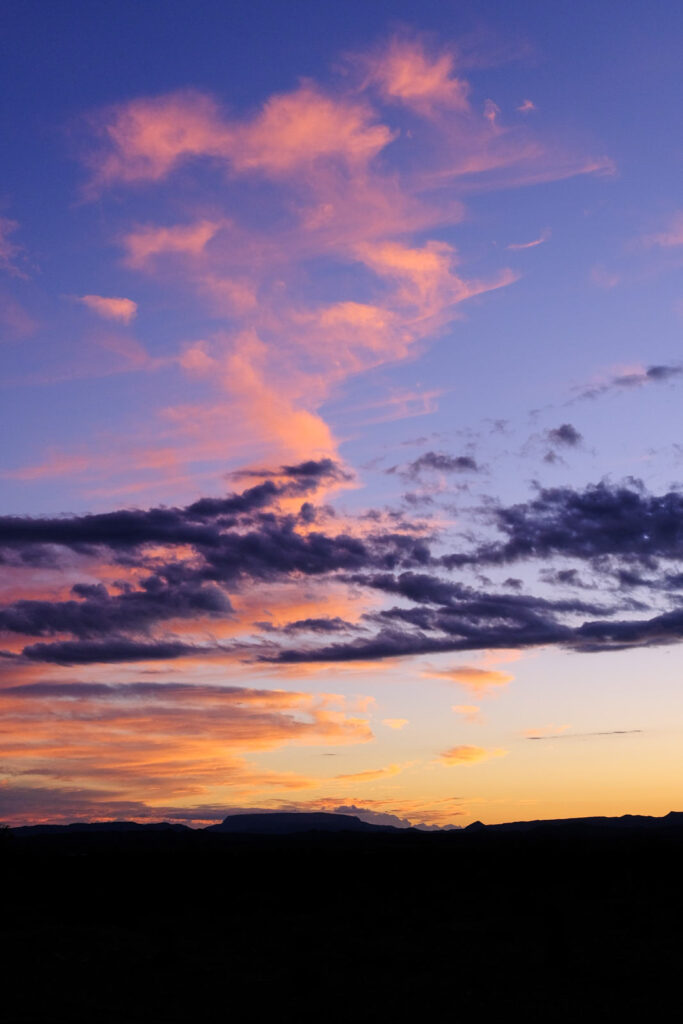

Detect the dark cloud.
xmin=577 ymin=364 xmax=683 ymax=400
xmin=443 ymin=481 xmax=683 ymax=568
xmin=398 ymin=451 xmax=479 ymax=479
xmin=280 ymin=617 xmax=356 ymax=634
xmin=0 ymin=577 xmax=230 ymax=638
xmin=231 ymin=458 xmax=352 ymax=484
xmin=547 ymin=423 xmax=582 ymax=447
xmin=3 ymin=473 xmax=683 ymax=668
xmin=22 ymin=639 xmax=202 ymax=665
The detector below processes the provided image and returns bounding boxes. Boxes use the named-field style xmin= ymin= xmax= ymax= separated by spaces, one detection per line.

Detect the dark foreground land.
xmin=3 ymin=813 xmax=683 ymax=1022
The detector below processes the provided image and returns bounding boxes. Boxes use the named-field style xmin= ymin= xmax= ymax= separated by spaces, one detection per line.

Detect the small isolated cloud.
xmin=78 ymin=294 xmax=138 ymax=323
xmin=517 ymin=99 xmax=536 ymax=113
xmin=361 ymin=35 xmax=470 ymax=117
xmin=547 ymin=423 xmax=582 ymax=448
xmin=523 ymin=723 xmax=571 ymax=739
xmin=382 ymin=717 xmax=409 ymax=730
xmin=507 ymin=228 xmax=550 ymax=250
xmin=426 ymin=666 xmax=514 ymax=691
xmin=401 ymin=450 xmax=479 ymax=478
xmin=440 ymin=744 xmax=507 ymax=766
xmin=483 ymin=99 xmax=500 ymax=126
xmin=526 ymin=728 xmax=641 ymax=741
xmin=452 ymin=704 xmax=481 ymax=723
xmin=334 ymin=762 xmax=405 ymax=783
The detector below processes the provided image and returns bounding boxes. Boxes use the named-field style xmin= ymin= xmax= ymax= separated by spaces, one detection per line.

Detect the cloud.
xmin=517 ymin=99 xmax=536 ymax=113
xmin=21 ymin=638 xmax=203 ymax=665
xmin=360 ymin=36 xmax=470 ymax=117
xmin=123 ymin=220 xmax=223 ymax=268
xmin=575 ymin=363 xmax=683 ymax=400
xmin=401 ymin=451 xmax=479 ymax=478
xmin=452 ymin=704 xmax=481 ymax=723
xmin=382 ymin=718 xmax=409 ymax=730
xmin=439 ymin=745 xmax=507 ymax=766
xmin=526 ymin=729 xmax=642 ymax=740
xmin=77 ymin=294 xmax=138 ymax=323
xmin=645 ymin=211 xmax=683 ymax=248
xmin=0 ymin=217 xmax=23 ymax=275
xmin=523 ymin=724 xmax=571 ymax=739
xmin=0 ymin=680 xmax=373 ymax=823
xmin=86 ymin=84 xmax=393 ymax=191
xmin=546 ymin=423 xmax=582 ymax=447
xmin=11 ymin=31 xmax=608 ymax=494
xmin=334 ymin=762 xmax=405 ymax=783
xmin=427 ymin=666 xmax=514 ymax=691
xmin=450 ymin=480 xmax=683 ymax=567
xmin=5 ymin=467 xmax=683 ymax=675
xmin=506 ymin=229 xmax=549 ymax=250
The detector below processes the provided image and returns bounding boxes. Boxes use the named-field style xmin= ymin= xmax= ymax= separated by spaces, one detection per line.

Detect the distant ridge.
xmin=11 ymin=820 xmax=192 ymax=837
xmin=464 ymin=810 xmax=683 ymax=834
xmin=7 ymin=810 xmax=683 ymax=836
xmin=205 ymin=811 xmax=402 ymax=834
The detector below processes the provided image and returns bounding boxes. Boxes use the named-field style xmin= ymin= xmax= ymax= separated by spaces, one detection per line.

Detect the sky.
xmin=2 ymin=0 xmax=683 ymax=829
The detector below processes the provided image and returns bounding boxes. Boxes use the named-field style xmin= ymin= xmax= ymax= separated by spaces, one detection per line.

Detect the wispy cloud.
xmin=77 ymin=294 xmax=138 ymax=323
xmin=439 ymin=745 xmax=507 ymax=766
xmin=507 ymin=228 xmax=550 ymax=250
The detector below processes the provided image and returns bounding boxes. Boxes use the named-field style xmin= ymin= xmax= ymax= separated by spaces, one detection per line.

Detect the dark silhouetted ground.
xmin=3 ymin=813 xmax=682 ymax=1021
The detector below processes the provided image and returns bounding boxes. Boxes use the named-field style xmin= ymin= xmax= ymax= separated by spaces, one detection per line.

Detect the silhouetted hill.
xmin=11 ymin=820 xmax=191 ymax=837
xmin=205 ymin=811 xmax=402 ymax=834
xmin=4 ymin=808 xmax=683 ymax=1021
xmin=463 ymin=810 xmax=683 ymax=835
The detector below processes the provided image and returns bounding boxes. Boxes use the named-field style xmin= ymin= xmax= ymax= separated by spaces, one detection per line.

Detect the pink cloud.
xmin=507 ymin=228 xmax=550 ymax=250
xmin=87 ymin=84 xmax=393 ymax=192
xmin=78 ymin=294 xmax=138 ymax=323
xmin=123 ymin=219 xmax=223 ymax=268
xmin=360 ymin=36 xmax=470 ymax=116
xmin=0 ymin=217 xmax=25 ymax=276
xmin=14 ymin=31 xmax=610 ymax=503
xmin=645 ymin=211 xmax=683 ymax=248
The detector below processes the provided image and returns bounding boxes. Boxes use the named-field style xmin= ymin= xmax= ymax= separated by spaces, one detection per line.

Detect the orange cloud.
xmin=334 ymin=762 xmax=406 ymax=783
xmin=382 ymin=718 xmax=409 ymax=730
xmin=452 ymin=704 xmax=481 ymax=723
xmin=523 ymin=724 xmax=571 ymax=739
xmin=78 ymin=294 xmax=138 ymax=323
xmin=0 ymin=680 xmax=374 ymax=811
xmin=425 ymin=666 xmax=515 ymax=691
xmin=440 ymin=745 xmax=507 ymax=766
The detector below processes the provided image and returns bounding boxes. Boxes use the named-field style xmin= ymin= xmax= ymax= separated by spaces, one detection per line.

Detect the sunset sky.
xmin=2 ymin=0 xmax=683 ymax=828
